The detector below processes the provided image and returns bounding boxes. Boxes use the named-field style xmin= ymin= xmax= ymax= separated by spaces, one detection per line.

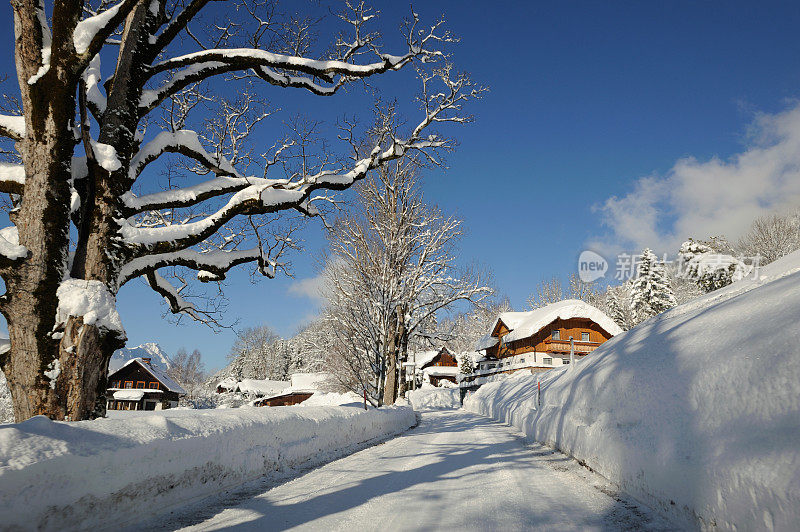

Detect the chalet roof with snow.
xmin=407 ymin=350 xmax=440 ymax=369
xmin=234 ymin=379 xmax=290 ymax=396
xmin=111 ymin=357 xmax=187 ymax=394
xmin=487 ymin=299 xmax=623 ymax=345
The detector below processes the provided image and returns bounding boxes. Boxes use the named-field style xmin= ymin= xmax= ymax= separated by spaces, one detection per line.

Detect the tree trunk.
xmin=0 ymin=0 xmax=128 ymax=422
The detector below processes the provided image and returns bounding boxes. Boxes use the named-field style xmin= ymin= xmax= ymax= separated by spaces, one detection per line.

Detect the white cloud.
xmin=287 ymin=274 xmax=326 ymax=303
xmin=591 ymin=102 xmax=800 ymax=255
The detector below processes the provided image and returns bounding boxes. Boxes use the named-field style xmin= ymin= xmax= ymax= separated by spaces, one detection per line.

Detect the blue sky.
xmin=2 ymin=1 xmax=800 ymax=372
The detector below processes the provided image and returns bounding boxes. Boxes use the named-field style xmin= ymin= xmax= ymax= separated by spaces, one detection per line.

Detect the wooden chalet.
xmin=461 ymin=300 xmax=623 ymax=388
xmin=106 ymin=358 xmax=186 ymax=411
xmin=418 ymin=347 xmax=459 ymax=386
xmin=253 ymin=372 xmax=328 ymax=407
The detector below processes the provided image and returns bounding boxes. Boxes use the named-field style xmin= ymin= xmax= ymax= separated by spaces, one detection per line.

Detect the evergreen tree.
xmin=459 ymin=354 xmax=475 ymax=375
xmin=630 ymin=248 xmax=677 ymax=324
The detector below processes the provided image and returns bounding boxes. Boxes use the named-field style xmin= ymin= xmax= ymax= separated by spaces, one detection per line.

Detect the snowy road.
xmin=171 ymin=410 xmax=672 ymax=531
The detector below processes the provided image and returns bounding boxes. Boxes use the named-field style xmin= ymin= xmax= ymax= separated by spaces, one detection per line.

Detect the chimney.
xmin=141 ymin=357 xmax=152 ymax=366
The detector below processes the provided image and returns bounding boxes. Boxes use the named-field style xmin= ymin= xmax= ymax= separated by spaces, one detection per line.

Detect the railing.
xmin=542 ymin=339 xmax=598 ymax=353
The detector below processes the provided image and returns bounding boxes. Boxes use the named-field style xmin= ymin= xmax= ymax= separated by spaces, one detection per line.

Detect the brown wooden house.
xmin=419 ymin=347 xmax=460 ymax=386
xmin=106 ymin=358 xmax=186 ymax=411
xmin=462 ymin=300 xmax=623 ymax=386
xmin=252 ymin=372 xmax=328 ymax=407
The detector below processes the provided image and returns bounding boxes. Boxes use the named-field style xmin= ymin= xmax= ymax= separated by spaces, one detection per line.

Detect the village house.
xmin=106 ymin=358 xmax=186 ymax=411
xmin=461 ymin=299 xmax=623 ymax=390
xmin=253 ymin=372 xmax=330 ymax=407
xmin=416 ymin=347 xmax=460 ymax=386
xmin=215 ymin=377 xmax=290 ymax=398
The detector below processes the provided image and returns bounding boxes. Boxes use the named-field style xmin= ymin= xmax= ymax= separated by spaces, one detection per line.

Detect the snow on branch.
xmin=120 ymin=67 xmax=482 ymax=258
xmin=144 ymin=269 xmax=223 ymax=326
xmin=0 ymin=115 xmax=25 ymax=141
xmin=139 ymin=6 xmax=448 ymax=114
xmin=72 ymin=0 xmax=140 ymax=60
xmin=0 ymin=163 xmax=25 ymax=194
xmin=126 ymin=129 xmax=240 ymax=183
xmin=55 ymin=279 xmax=125 ymax=336
xmin=119 ymin=247 xmax=270 ymax=286
xmin=82 ymin=54 xmax=106 ymax=118
xmin=0 ymin=226 xmax=28 ymax=267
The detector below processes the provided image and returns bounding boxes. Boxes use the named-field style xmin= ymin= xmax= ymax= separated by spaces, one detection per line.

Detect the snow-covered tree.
xmin=226 ymin=325 xmax=289 ymax=381
xmin=322 ymin=161 xmax=491 ymax=405
xmin=166 ymin=347 xmax=206 ymax=399
xmin=439 ymin=298 xmax=511 ymax=353
xmin=458 ymin=353 xmax=474 ymax=375
xmin=630 ymin=248 xmax=676 ymax=323
xmin=0 ymin=1 xmax=480 ymax=421
xmin=678 ymin=238 xmax=750 ymax=293
xmin=527 ymin=273 xmax=598 ymax=310
xmin=738 ymin=210 xmax=800 ymax=265
xmin=526 ymin=277 xmax=564 ymax=309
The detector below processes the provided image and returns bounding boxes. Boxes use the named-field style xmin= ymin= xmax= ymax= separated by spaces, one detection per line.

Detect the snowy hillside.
xmin=465 ymin=249 xmax=800 ymax=530
xmin=109 ymin=342 xmax=171 ymax=372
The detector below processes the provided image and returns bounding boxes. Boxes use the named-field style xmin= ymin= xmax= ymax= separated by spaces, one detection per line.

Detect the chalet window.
xmin=551 ymin=330 xmax=560 ymax=340
xmin=148 ymin=382 xmax=159 ymax=389
xmin=543 ymin=357 xmax=552 ymax=365
xmin=563 ymin=359 xmax=570 ymax=364
xmin=581 ymin=332 xmax=590 ymax=342
xmin=124 ymin=381 xmax=133 ymax=389
xmin=136 ymin=381 xmax=146 ymax=389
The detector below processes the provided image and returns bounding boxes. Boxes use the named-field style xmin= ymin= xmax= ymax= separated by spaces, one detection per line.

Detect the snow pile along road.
xmin=407 ymin=387 xmax=460 ymax=410
xmin=0 ymin=405 xmax=415 ymax=530
xmin=465 ymin=250 xmax=800 ymax=530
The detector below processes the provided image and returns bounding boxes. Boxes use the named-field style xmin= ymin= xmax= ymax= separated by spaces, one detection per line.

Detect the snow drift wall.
xmin=465 ymin=251 xmax=800 ymax=531
xmin=0 ymin=405 xmax=415 ymax=530
xmin=407 ymin=387 xmax=460 ymax=410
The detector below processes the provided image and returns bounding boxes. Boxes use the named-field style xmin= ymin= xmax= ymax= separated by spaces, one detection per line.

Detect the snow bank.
xmin=0 ymin=405 xmax=414 ymax=530
xmin=407 ymin=387 xmax=460 ymax=410
xmin=465 ymin=249 xmax=800 ymax=530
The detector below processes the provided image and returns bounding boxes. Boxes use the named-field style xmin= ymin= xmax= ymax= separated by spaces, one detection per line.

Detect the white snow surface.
xmin=289 ymin=372 xmax=329 ymax=391
xmin=0 ymin=405 xmax=414 ymax=530
xmin=299 ymin=391 xmax=364 ymax=407
xmin=110 ymin=342 xmax=171 ymax=372
xmin=0 ymin=162 xmax=25 ymax=187
xmin=168 ymin=411 xmax=669 ymax=531
xmin=112 ymin=389 xmax=146 ymax=400
xmin=72 ymin=2 xmax=123 ymax=55
xmin=407 ymin=350 xmax=440 ymax=369
xmin=0 ymin=225 xmax=27 ymax=261
xmin=0 ymin=115 xmax=25 ymax=138
xmin=234 ymin=378 xmax=290 ymax=396
xmin=465 ymin=249 xmax=800 ymax=531
xmin=91 ymin=141 xmax=122 ymax=172
xmin=407 ymin=387 xmax=460 ymax=410
xmin=496 ymin=299 xmax=624 ymax=343
xmin=55 ymin=279 xmax=124 ymax=335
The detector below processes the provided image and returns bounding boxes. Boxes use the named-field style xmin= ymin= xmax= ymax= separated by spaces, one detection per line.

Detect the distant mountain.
xmin=110 ymin=343 xmax=172 ymax=372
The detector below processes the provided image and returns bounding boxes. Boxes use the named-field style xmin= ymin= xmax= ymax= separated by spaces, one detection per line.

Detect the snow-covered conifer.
xmin=630 ymin=248 xmax=676 ymax=324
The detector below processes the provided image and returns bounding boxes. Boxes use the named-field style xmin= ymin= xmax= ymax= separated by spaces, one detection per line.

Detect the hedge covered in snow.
xmin=407 ymin=387 xmax=460 ymax=410
xmin=465 ymin=250 xmax=800 ymax=531
xmin=0 ymin=405 xmax=415 ymax=530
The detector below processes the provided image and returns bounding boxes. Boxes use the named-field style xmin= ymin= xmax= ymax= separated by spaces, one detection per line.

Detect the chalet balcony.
xmin=543 ymin=338 xmax=599 ymax=353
